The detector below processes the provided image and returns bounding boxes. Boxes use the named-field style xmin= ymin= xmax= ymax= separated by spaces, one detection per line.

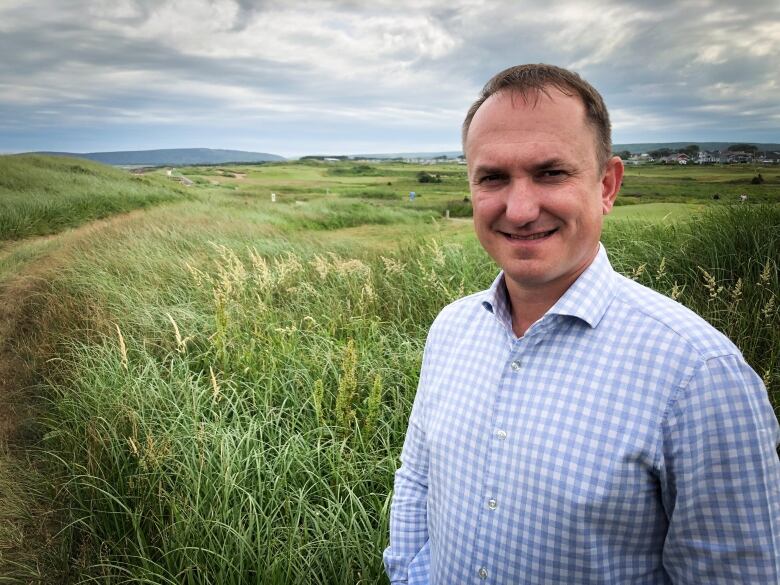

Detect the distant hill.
xmin=33 ymin=148 xmax=286 ymax=166
xmin=346 ymin=151 xmax=463 ymax=160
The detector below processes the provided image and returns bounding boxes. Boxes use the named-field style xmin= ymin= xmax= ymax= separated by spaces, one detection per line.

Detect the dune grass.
xmin=8 ymin=194 xmax=771 ymax=583
xmin=0 ymin=155 xmax=188 ymax=241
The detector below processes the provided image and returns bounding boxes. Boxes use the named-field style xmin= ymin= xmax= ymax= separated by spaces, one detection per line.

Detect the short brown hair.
xmin=462 ymin=64 xmax=612 ymax=167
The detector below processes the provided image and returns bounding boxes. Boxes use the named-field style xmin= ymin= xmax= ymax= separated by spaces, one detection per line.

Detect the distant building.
xmin=696 ymin=151 xmax=719 ymax=164
xmin=758 ymin=152 xmax=780 ymax=164
xmin=660 ymin=153 xmax=689 ymax=165
xmin=720 ymin=151 xmax=754 ymax=164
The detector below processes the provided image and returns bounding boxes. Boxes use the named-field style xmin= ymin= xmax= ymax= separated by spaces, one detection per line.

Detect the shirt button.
xmin=510 ymin=359 xmax=521 ymax=371
xmin=478 ymin=566 xmax=488 ymax=579
xmin=496 ymin=429 xmax=507 ymax=440
xmin=487 ymin=498 xmax=497 ymax=510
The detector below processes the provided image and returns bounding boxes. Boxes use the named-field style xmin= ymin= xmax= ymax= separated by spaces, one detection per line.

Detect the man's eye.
xmin=541 ymin=170 xmax=566 ymax=178
xmin=477 ymin=174 xmax=505 ymax=184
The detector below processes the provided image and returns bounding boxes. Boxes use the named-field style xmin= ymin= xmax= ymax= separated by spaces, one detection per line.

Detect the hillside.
xmin=34 ymin=148 xmax=286 ymax=166
xmin=0 ymin=154 xmax=187 ymax=241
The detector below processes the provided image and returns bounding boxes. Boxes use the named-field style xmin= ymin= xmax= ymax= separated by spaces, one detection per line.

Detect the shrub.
xmin=416 ymin=171 xmax=441 ymax=183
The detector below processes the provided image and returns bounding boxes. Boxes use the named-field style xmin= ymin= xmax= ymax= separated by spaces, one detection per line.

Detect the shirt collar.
xmin=481 ymin=243 xmax=616 ymax=330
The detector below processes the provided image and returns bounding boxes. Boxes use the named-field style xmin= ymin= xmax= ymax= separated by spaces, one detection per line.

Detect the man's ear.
xmin=601 ymin=156 xmax=624 ymax=215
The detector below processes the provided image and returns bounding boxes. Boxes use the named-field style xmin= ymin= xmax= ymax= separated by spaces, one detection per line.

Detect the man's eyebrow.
xmin=530 ymin=158 xmax=570 ymax=171
xmin=471 ymin=165 xmax=507 ymax=177
xmin=472 ymin=159 xmax=572 ymax=177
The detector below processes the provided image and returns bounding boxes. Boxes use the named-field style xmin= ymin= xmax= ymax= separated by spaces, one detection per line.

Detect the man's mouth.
xmin=503 ymin=228 xmax=558 ymax=241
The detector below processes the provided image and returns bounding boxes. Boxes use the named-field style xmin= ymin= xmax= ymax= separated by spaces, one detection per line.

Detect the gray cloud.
xmin=1 ymin=0 xmax=778 ymax=155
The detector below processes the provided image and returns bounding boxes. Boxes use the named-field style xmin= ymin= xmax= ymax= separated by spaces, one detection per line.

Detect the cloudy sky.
xmin=2 ymin=0 xmax=779 ymax=157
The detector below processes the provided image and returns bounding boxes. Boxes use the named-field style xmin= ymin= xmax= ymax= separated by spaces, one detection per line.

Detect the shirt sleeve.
xmin=383 ymin=336 xmax=434 ymax=584
xmin=660 ymin=353 xmax=780 ymax=583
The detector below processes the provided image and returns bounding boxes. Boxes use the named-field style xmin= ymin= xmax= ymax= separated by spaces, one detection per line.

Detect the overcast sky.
xmin=2 ymin=0 xmax=779 ymax=157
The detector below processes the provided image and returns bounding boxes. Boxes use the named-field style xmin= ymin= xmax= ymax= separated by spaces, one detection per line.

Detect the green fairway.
xmin=606 ymin=202 xmax=704 ymax=222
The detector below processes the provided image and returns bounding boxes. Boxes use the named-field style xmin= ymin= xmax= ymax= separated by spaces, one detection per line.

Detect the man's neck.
xmin=507 ymin=290 xmax=559 ymax=337
xmin=505 ymin=250 xmax=599 ymax=337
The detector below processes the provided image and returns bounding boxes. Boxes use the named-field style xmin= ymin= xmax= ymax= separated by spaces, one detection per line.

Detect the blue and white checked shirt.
xmin=384 ymin=245 xmax=780 ymax=584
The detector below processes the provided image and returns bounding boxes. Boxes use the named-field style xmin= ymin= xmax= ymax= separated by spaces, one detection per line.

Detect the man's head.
xmin=464 ymin=64 xmax=623 ymax=306
xmin=463 ymin=64 xmax=612 ymax=169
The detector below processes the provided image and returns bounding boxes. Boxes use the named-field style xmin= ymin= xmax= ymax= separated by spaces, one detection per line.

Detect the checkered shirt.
xmin=384 ymin=244 xmax=780 ymax=584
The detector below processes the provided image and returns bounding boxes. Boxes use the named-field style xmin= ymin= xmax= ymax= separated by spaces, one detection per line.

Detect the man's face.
xmin=466 ymin=88 xmax=623 ymax=300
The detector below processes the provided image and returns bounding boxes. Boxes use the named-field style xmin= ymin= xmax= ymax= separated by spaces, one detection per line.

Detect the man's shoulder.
xmin=426 ymin=289 xmax=493 ymax=341
xmin=434 ymin=289 xmax=490 ymax=322
xmin=610 ymin=273 xmax=740 ymax=360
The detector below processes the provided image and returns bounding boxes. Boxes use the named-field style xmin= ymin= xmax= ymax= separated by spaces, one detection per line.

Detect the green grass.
xmin=0 ymin=154 xmax=189 ymax=241
xmin=606 ymin=202 xmax=705 ymax=222
xmin=2 ymin=158 xmax=778 ymax=583
xmin=619 ymin=164 xmax=780 ymax=204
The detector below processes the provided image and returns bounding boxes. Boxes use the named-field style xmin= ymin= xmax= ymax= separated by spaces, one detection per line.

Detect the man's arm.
xmin=383 ymin=396 xmax=430 ymax=584
xmin=383 ymin=339 xmax=435 ymax=584
xmin=660 ymin=354 xmax=780 ymax=583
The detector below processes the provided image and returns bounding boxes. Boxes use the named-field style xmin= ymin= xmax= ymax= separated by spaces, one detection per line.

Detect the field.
xmin=0 ymin=156 xmax=778 ymax=583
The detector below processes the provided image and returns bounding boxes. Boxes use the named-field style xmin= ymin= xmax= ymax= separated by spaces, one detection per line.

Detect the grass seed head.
xmin=115 ymin=323 xmax=128 ymax=370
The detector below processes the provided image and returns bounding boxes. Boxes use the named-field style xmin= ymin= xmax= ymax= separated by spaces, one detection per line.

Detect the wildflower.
xmin=761 ymin=369 xmax=772 ymax=392
xmin=334 ymin=257 xmax=370 ymax=277
xmin=698 ymin=267 xmax=722 ymax=300
xmin=381 ymin=256 xmax=405 ymax=275
xmin=630 ymin=263 xmax=646 ymax=281
xmin=184 ymin=262 xmax=208 ymax=287
xmin=655 ymin=257 xmax=667 ymax=281
xmin=167 ymin=312 xmax=191 ymax=354
xmin=670 ymin=282 xmax=684 ymax=301
xmin=310 ymin=254 xmax=331 ymax=280
xmin=127 ymin=436 xmax=140 ymax=457
xmin=249 ymin=247 xmax=271 ymax=289
xmin=427 ymin=239 xmax=446 ymax=267
xmin=762 ymin=295 xmax=776 ymax=321
xmin=729 ymin=278 xmax=743 ymax=308
xmin=335 ymin=339 xmax=358 ymax=435
xmin=210 ymin=366 xmax=221 ymax=402
xmin=758 ymin=258 xmax=773 ymax=287
xmin=362 ymin=281 xmax=377 ymax=305
xmin=275 ymin=251 xmax=304 ymax=283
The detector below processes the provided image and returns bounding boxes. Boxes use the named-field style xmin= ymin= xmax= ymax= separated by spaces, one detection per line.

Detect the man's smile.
xmin=500 ymin=227 xmax=559 ymax=241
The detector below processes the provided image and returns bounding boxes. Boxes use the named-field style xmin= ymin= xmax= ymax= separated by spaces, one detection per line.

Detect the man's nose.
xmin=503 ymin=179 xmax=541 ymax=225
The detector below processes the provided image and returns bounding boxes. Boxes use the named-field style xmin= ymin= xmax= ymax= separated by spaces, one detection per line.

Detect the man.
xmin=384 ymin=64 xmax=780 ymax=584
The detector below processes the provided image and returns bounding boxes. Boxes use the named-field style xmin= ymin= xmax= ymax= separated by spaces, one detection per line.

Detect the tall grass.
xmin=0 ymin=155 xmax=187 ymax=241
xmin=20 ymin=200 xmax=780 ymax=583
xmin=604 ymin=204 xmax=779 ymax=389
xmin=40 ymin=230 xmax=485 ymax=583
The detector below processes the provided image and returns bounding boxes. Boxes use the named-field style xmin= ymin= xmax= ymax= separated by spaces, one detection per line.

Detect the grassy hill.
xmin=0 ymin=154 xmax=188 ymax=241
